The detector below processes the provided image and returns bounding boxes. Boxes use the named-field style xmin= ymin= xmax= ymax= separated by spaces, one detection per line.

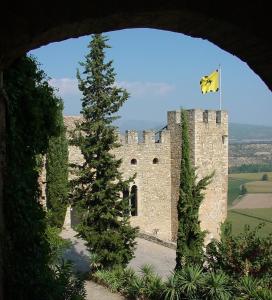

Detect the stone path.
xmin=60 ymin=228 xmax=176 ymax=299
xmin=128 ymin=238 xmax=175 ymax=279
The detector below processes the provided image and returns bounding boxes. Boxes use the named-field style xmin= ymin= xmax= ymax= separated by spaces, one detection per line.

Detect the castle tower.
xmin=168 ymin=109 xmax=228 ymax=241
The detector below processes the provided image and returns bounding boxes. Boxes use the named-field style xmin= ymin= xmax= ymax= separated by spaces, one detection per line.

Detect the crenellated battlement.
xmin=167 ymin=109 xmax=228 ymax=127
xmin=116 ymin=129 xmax=170 ymax=145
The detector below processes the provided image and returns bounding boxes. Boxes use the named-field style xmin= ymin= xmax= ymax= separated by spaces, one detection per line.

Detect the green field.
xmin=229 ymin=172 xmax=272 ymax=181
xmin=228 ymin=172 xmax=272 ymax=206
xmin=227 ymin=208 xmax=272 ymax=236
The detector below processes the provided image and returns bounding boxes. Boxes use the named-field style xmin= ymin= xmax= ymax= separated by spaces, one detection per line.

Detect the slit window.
xmin=203 ymin=110 xmax=208 ymax=123
xmin=130 ymin=185 xmax=138 ymax=216
xmin=216 ymin=111 xmax=221 ymax=123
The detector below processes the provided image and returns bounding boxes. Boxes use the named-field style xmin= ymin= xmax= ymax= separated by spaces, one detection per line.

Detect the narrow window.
xmin=153 ymin=158 xmax=159 ymax=164
xmin=131 ymin=158 xmax=137 ymax=165
xmin=123 ymin=188 xmax=130 ymax=216
xmin=130 ymin=185 xmax=138 ymax=216
xmin=222 ymin=135 xmax=227 ymax=144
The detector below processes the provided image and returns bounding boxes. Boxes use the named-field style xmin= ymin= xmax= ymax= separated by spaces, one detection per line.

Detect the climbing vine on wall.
xmin=3 ymin=55 xmax=62 ymax=299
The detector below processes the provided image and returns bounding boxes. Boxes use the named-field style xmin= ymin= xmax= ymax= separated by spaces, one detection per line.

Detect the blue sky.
xmin=30 ymin=28 xmax=272 ymax=126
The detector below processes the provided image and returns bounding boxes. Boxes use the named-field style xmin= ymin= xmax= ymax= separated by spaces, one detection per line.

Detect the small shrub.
xmin=262 ymin=173 xmax=269 ymax=181
xmin=52 ymin=260 xmax=87 ymax=300
xmin=46 ymin=226 xmax=71 ymax=264
xmin=240 ymin=184 xmax=247 ymax=195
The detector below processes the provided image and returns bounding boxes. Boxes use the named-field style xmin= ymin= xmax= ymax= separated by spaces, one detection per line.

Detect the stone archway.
xmin=0 ymin=2 xmax=271 ymax=90
xmin=0 ymin=2 xmax=271 ymax=297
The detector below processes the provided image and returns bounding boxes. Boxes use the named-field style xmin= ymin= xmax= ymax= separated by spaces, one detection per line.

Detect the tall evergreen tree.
xmin=71 ymin=34 xmax=138 ymax=269
xmin=176 ymin=109 xmax=213 ymax=270
xmin=46 ymin=100 xmax=69 ymax=228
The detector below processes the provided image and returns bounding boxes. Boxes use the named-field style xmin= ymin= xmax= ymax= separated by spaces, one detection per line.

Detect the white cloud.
xmin=117 ymin=81 xmax=175 ymax=97
xmin=49 ymin=78 xmax=175 ymax=99
xmin=49 ymin=78 xmax=80 ymax=97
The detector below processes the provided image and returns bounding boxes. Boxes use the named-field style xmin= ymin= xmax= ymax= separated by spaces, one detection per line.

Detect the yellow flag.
xmin=200 ymin=70 xmax=219 ymax=94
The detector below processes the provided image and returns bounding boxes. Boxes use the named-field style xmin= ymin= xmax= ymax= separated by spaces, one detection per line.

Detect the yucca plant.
xmin=126 ymin=276 xmax=145 ymax=299
xmin=163 ymin=273 xmax=182 ymax=300
xmin=254 ymin=288 xmax=272 ymax=300
xmin=202 ymin=271 xmax=232 ymax=300
xmin=139 ymin=264 xmax=164 ymax=299
xmin=176 ymin=265 xmax=204 ymax=299
xmin=89 ymin=252 xmax=103 ymax=271
xmin=237 ymin=276 xmax=272 ymax=299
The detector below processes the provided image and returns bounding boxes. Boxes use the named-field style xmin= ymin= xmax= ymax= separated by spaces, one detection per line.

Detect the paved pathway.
xmin=60 ymin=228 xmax=176 ymax=299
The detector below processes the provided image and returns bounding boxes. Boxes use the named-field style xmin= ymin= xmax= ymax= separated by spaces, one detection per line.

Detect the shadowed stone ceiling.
xmin=0 ymin=1 xmax=271 ymax=90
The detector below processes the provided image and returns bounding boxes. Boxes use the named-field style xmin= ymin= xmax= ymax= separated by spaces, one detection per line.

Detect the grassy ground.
xmin=229 ymin=172 xmax=272 ymax=181
xmin=227 ymin=208 xmax=272 ymax=236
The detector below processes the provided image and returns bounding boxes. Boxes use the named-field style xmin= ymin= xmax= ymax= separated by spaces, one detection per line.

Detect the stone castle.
xmin=64 ymin=109 xmax=228 ymax=242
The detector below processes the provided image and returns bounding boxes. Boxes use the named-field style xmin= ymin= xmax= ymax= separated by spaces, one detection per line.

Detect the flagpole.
xmin=219 ymin=64 xmax=222 ymax=110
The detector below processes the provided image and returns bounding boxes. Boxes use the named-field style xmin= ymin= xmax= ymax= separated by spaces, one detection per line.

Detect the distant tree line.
xmin=229 ymin=163 xmax=272 ymax=174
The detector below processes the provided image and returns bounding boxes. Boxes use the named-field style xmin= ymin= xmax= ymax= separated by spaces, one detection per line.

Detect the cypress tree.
xmin=70 ymin=34 xmax=138 ymax=269
xmin=46 ymin=100 xmax=69 ymax=228
xmin=176 ymin=109 xmax=213 ymax=270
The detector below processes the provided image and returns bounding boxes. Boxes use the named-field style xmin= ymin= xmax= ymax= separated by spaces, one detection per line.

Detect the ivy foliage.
xmin=70 ymin=34 xmax=138 ymax=269
xmin=46 ymin=100 xmax=69 ymax=228
xmin=176 ymin=109 xmax=213 ymax=270
xmin=3 ymin=55 xmax=65 ymax=299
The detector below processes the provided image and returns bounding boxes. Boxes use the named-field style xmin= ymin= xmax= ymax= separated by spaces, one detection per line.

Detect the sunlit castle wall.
xmin=113 ymin=130 xmax=172 ymax=241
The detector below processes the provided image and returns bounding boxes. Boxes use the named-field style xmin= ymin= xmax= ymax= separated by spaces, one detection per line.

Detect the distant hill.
xmin=62 ymin=115 xmax=267 ymax=144
xmin=115 ymin=119 xmax=272 ymax=143
xmin=113 ymin=119 xmax=164 ymax=133
xmin=229 ymin=123 xmax=272 ymax=143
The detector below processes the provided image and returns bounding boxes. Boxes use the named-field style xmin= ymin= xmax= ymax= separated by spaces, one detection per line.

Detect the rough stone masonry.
xmin=64 ymin=109 xmax=228 ymax=242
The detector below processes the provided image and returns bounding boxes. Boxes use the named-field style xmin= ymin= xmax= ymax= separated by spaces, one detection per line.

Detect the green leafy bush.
xmin=205 ymin=222 xmax=272 ymax=283
xmin=240 ymin=184 xmax=247 ymax=195
xmin=46 ymin=226 xmax=71 ymax=264
xmin=262 ymin=173 xmax=269 ymax=181
xmin=52 ymin=260 xmax=87 ymax=300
